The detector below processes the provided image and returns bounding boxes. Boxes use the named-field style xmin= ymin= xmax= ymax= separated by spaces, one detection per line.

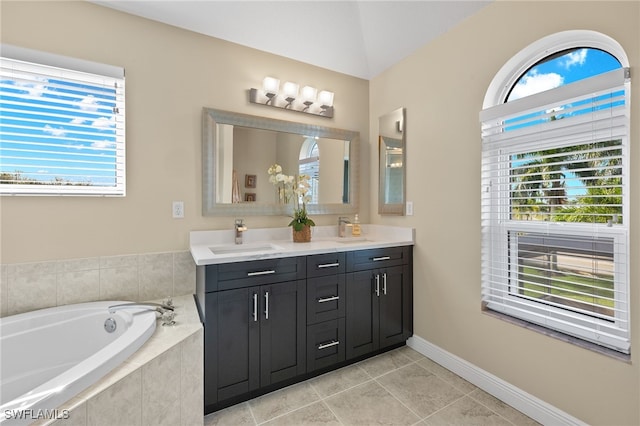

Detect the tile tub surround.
xmin=0 ymin=251 xmax=196 ymax=317
xmin=190 ymin=224 xmax=415 ymax=265
xmin=34 ymin=294 xmax=203 ymax=426
xmin=204 ymin=346 xmax=539 ymax=426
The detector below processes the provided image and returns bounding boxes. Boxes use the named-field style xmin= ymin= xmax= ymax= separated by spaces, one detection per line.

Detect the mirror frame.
xmin=378 ymin=107 xmax=406 ymax=215
xmin=202 ymin=107 xmax=360 ymax=216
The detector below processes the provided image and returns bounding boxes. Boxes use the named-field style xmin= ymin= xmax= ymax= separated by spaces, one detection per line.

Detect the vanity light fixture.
xmin=262 ymin=76 xmax=279 ymax=104
xmin=318 ymin=90 xmax=334 ymax=114
xmin=249 ymin=77 xmax=334 ymax=118
xmin=301 ymin=85 xmax=317 ymax=111
xmin=282 ymin=81 xmax=299 ymax=108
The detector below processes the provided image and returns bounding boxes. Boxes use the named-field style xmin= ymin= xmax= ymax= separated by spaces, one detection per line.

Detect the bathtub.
xmin=0 ymin=301 xmax=157 ymax=425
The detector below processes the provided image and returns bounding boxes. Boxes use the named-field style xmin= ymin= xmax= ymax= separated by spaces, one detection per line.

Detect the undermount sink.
xmin=335 ymin=237 xmax=372 ymax=244
xmin=209 ymin=243 xmax=283 ymax=255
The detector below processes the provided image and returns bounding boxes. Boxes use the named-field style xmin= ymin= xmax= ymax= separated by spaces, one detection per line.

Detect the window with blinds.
xmin=0 ymin=45 xmax=125 ymax=196
xmin=480 ymin=63 xmax=630 ymax=354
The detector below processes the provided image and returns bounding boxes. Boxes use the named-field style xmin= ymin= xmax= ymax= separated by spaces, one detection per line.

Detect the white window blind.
xmin=480 ymin=68 xmax=630 ymax=353
xmin=0 ymin=45 xmax=125 ymax=195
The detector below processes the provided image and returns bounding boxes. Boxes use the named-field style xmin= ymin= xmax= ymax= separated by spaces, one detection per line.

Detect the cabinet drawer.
xmin=306 ymin=318 xmax=345 ymax=373
xmin=307 ymin=275 xmax=345 ymax=324
xmin=306 ymin=252 xmax=345 ymax=278
xmin=346 ymin=246 xmax=410 ymax=272
xmin=205 ymin=257 xmax=305 ymax=292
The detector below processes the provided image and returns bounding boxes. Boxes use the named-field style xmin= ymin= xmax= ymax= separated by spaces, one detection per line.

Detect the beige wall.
xmin=369 ymin=1 xmax=639 ymax=425
xmin=232 ymin=127 xmax=277 ymax=203
xmin=0 ymin=0 xmax=369 ymax=264
xmin=3 ymin=0 xmax=640 ymax=424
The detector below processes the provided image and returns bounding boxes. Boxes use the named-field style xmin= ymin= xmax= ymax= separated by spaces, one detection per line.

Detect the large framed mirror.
xmin=378 ymin=108 xmax=406 ymax=215
xmin=202 ymin=108 xmax=360 ymax=216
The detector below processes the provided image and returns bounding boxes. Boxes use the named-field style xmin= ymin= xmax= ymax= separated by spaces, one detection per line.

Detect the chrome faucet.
xmin=338 ymin=217 xmax=351 ymax=237
xmin=235 ymin=219 xmax=247 ymax=244
xmin=108 ymin=302 xmax=174 ymax=315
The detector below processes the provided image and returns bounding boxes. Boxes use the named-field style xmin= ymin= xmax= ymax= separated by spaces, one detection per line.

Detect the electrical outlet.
xmin=172 ymin=201 xmax=184 ymax=218
xmin=406 ymin=201 xmax=414 ymax=216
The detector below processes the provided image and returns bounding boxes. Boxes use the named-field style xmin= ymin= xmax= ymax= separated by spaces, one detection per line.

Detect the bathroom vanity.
xmin=191 ymin=225 xmax=414 ymax=414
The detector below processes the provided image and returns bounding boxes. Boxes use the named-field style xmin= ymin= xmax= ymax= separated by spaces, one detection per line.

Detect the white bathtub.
xmin=0 ymin=301 xmax=157 ymax=425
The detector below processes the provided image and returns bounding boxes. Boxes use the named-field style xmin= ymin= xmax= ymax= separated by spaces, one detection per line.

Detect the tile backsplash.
xmin=0 ymin=251 xmax=196 ymax=317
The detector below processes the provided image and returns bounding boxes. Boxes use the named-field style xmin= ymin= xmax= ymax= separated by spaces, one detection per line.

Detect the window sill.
xmin=482 ymin=308 xmax=631 ymax=363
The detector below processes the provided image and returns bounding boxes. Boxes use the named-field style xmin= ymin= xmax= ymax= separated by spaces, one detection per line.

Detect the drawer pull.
xmin=372 ymin=256 xmax=391 ymax=262
xmin=318 ymin=262 xmax=340 ymax=269
xmin=317 ymin=340 xmax=339 ymax=350
xmin=317 ymin=295 xmax=339 ymax=303
xmin=247 ymin=270 xmax=276 ymax=277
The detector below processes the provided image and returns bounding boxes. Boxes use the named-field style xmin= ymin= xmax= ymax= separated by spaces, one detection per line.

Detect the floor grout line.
xmin=318 ymin=399 xmax=345 ymax=425
xmin=246 ymin=401 xmax=259 ymax=426
xmin=373 ymin=375 xmax=426 ymax=423
xmin=205 ymin=347 xmax=537 ymax=426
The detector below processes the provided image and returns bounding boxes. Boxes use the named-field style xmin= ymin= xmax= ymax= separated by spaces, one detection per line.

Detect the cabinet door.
xmin=345 ymin=270 xmax=378 ymax=360
xmin=378 ymin=265 xmax=410 ymax=349
xmin=205 ymin=287 xmax=260 ymax=408
xmin=260 ymin=280 xmax=306 ymax=387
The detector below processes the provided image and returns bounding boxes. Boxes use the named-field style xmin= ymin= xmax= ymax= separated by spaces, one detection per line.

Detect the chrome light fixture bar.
xmin=249 ymin=76 xmax=334 ymax=118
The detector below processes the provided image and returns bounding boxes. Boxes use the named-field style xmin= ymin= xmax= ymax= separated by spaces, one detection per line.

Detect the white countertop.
xmin=190 ymin=224 xmax=415 ymax=265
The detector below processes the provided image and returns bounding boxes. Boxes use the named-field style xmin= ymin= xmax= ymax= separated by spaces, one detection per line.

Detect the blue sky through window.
xmin=0 ymin=63 xmax=120 ymax=188
xmin=506 ymin=48 xmax=623 ymax=212
xmin=507 ymin=48 xmax=621 ymax=101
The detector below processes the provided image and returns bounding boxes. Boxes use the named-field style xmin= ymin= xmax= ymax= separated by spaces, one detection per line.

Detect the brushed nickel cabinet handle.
xmin=375 ymin=274 xmax=380 ymax=297
xmin=317 ymin=296 xmax=339 ymax=303
xmin=247 ymin=270 xmax=276 ymax=276
xmin=264 ymin=291 xmax=269 ymax=320
xmin=318 ymin=262 xmax=340 ymax=268
xmin=372 ymin=256 xmax=391 ymax=262
xmin=383 ymin=272 xmax=387 ymax=295
xmin=252 ymin=293 xmax=258 ymax=322
xmin=318 ymin=340 xmax=339 ymax=350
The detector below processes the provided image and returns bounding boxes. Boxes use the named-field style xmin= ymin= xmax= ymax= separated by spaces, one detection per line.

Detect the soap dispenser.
xmin=352 ymin=214 xmax=361 ymax=237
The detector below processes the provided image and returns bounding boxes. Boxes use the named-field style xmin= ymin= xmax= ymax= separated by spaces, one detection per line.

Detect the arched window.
xmin=506 ymin=47 xmax=621 ymax=101
xmin=299 ymin=137 xmax=319 ymax=204
xmin=480 ymin=31 xmax=631 ymax=354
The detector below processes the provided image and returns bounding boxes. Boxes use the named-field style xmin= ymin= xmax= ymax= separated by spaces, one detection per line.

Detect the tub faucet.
xmin=108 ymin=302 xmax=174 ymax=315
xmin=338 ymin=217 xmax=351 ymax=237
xmin=235 ymin=219 xmax=247 ymax=244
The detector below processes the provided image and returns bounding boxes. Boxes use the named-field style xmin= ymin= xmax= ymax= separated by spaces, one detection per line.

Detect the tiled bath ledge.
xmin=35 ymin=294 xmax=203 ymax=426
xmin=0 ymin=251 xmax=196 ymax=318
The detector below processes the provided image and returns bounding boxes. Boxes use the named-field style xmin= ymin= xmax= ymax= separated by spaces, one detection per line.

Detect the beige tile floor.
xmin=204 ymin=346 xmax=540 ymax=426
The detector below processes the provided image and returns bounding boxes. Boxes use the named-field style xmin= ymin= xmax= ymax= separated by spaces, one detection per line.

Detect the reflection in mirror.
xmin=216 ymin=125 xmax=349 ymax=205
xmin=378 ymin=108 xmax=406 ymax=215
xmin=203 ymin=108 xmax=359 ymax=216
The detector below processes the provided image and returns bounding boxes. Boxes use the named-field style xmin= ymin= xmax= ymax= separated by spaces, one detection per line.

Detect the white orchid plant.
xmin=268 ymin=163 xmax=315 ymax=231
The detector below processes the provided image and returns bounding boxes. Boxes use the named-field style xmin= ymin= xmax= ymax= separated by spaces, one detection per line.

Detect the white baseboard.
xmin=407 ymin=335 xmax=587 ymax=426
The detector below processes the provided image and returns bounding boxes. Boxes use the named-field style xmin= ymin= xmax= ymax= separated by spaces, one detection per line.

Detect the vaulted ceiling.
xmin=91 ymin=1 xmax=491 ymax=79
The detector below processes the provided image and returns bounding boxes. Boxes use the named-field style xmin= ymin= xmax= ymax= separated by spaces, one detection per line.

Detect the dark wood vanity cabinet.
xmin=345 ymin=247 xmax=413 ymax=360
xmin=202 ymin=257 xmax=306 ymax=411
xmin=305 ymin=252 xmax=346 ymax=372
xmin=199 ymin=246 xmax=412 ymax=414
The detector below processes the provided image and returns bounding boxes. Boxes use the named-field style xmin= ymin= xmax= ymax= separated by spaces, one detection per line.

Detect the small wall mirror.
xmin=378 ymin=108 xmax=406 ymax=215
xmin=202 ymin=108 xmax=360 ymax=216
